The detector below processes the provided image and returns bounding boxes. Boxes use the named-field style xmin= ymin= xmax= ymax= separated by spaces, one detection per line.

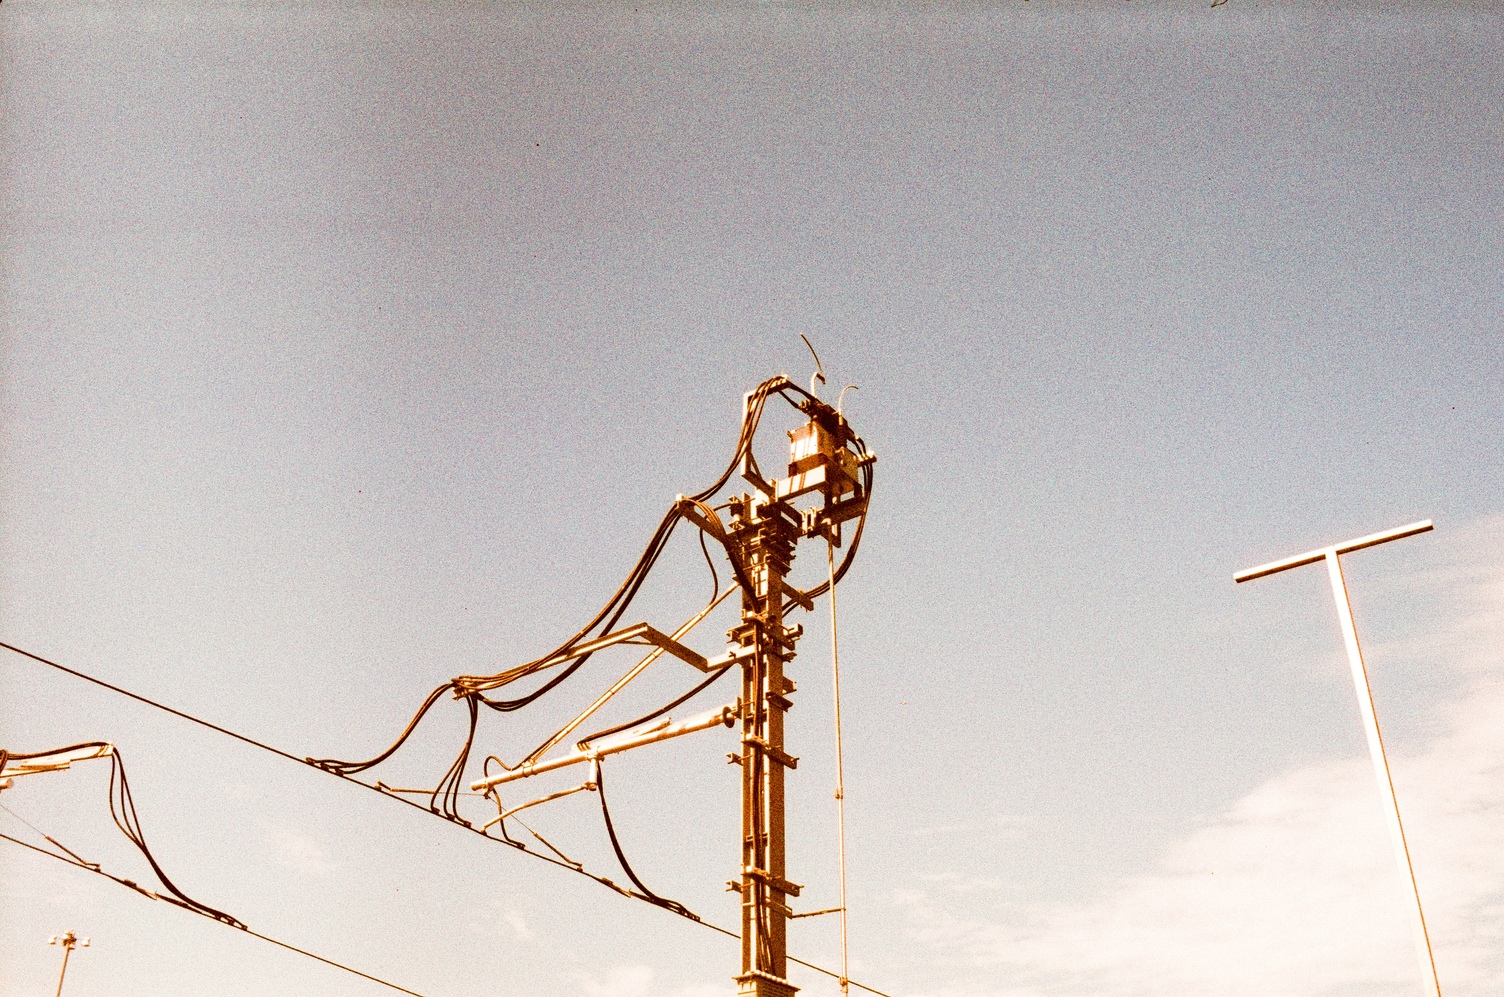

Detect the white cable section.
xmin=827 ymin=540 xmax=850 ymax=994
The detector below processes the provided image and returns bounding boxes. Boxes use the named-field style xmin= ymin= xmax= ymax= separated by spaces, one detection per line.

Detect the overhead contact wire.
xmin=0 ymin=639 xmax=893 ymax=997
xmin=0 ymin=641 xmax=306 ymax=765
xmin=0 ymin=830 xmax=429 ymax=997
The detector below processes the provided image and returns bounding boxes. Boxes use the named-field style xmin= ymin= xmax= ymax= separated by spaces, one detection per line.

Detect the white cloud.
xmin=270 ymin=828 xmax=333 ymax=878
xmin=922 ymin=871 xmax=1007 ymax=894
xmin=505 ymin=909 xmax=536 ymax=943
xmin=899 ymin=517 xmax=1504 ymax=997
xmin=578 ymin=964 xmax=656 ymax=997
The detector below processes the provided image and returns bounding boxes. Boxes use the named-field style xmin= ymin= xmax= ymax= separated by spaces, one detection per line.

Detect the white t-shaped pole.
xmin=1237 ymin=519 xmax=1440 ymax=997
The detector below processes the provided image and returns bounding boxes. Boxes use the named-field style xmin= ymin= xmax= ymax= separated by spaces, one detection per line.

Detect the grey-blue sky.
xmin=2 ymin=4 xmax=1502 ymax=996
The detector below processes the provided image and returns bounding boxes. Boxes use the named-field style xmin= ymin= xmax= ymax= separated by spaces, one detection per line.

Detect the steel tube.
xmin=1236 ymin=520 xmax=1440 ymax=997
xmin=471 ymin=704 xmax=737 ymax=792
xmin=1235 ymin=520 xmax=1432 ymax=583
xmin=524 ymin=588 xmax=736 ymax=765
xmin=1326 ymin=553 xmax=1442 ymax=997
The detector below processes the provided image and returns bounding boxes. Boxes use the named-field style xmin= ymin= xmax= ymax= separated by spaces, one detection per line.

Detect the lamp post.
xmin=48 ymin=931 xmax=90 ymax=997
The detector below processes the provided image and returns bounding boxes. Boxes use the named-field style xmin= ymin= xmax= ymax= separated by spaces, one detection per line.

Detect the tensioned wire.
xmin=0 ymin=638 xmax=890 ymax=997
xmin=0 ymin=828 xmax=428 ymax=997
xmin=0 ymin=374 xmax=883 ymax=995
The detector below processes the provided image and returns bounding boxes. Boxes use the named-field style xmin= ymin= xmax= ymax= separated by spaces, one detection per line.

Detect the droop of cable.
xmin=0 ymin=639 xmax=893 ymax=997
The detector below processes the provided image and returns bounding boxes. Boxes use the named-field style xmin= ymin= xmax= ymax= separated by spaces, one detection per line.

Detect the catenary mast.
xmin=728 ymin=384 xmax=871 ymax=997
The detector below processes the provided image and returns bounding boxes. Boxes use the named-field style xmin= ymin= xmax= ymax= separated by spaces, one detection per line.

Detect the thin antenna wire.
xmin=800 ymin=334 xmax=827 ymax=397
xmin=827 ymin=541 xmax=850 ymax=995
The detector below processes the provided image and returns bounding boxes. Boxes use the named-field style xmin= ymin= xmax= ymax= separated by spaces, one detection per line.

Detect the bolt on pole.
xmin=1236 ymin=519 xmax=1440 ymax=997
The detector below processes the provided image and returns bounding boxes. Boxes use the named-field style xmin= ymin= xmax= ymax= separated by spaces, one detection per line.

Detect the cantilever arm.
xmin=556 ymin=623 xmax=710 ymax=673
xmin=472 ymin=703 xmax=738 ymax=792
xmin=1 ymin=743 xmax=114 ymax=784
xmin=522 ymin=588 xmax=737 ymax=765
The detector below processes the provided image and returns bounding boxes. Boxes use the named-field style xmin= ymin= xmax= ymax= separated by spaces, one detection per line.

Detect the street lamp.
xmin=48 ymin=931 xmax=90 ymax=997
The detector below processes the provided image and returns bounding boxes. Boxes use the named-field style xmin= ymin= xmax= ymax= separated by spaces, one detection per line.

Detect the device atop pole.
xmin=1236 ymin=519 xmax=1440 ymax=997
xmin=48 ymin=931 xmax=90 ymax=997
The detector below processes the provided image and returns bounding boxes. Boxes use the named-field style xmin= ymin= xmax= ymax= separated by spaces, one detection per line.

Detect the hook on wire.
xmin=800 ymin=334 xmax=827 ymax=398
xmin=837 ymin=384 xmax=858 ymax=416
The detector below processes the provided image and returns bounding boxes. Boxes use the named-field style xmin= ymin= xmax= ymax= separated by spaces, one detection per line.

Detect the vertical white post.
xmin=1324 ymin=552 xmax=1441 ymax=997
xmin=1236 ymin=519 xmax=1439 ymax=996
xmin=827 ymin=542 xmax=850 ymax=995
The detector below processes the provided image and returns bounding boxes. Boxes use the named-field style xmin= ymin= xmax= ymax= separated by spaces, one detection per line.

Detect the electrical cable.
xmin=594 ymin=757 xmax=698 ymax=921
xmin=305 ymin=375 xmax=850 ymax=804
xmin=5 ymin=738 xmax=241 ymax=925
xmin=0 ymin=375 xmax=891 ymax=995
xmin=0 ymin=830 xmax=430 ymax=997
xmin=306 ymin=375 xmax=796 ymax=807
xmin=0 ymin=640 xmax=894 ymax=997
xmin=574 ymin=664 xmax=733 ymax=749
xmin=311 ymin=496 xmax=694 ymax=804
xmin=309 ymin=684 xmax=452 ymax=776
xmin=104 ymin=747 xmax=245 ymax=926
xmin=698 ymin=529 xmax=719 ymax=602
xmin=788 ymin=453 xmax=875 ymax=608
xmin=0 ymin=638 xmax=637 ymax=892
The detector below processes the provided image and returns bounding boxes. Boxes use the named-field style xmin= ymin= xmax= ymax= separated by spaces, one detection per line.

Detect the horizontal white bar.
xmin=0 ymin=743 xmax=114 ymax=779
xmin=1235 ymin=519 xmax=1433 ymax=583
xmin=480 ymin=781 xmax=596 ymax=831
xmin=471 ymin=703 xmax=738 ymax=791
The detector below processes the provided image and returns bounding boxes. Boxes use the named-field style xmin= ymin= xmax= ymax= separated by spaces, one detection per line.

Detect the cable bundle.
xmin=2 ymin=741 xmax=242 ymax=927
xmin=303 ymin=375 xmax=874 ymax=911
xmin=0 ymin=369 xmax=888 ymax=994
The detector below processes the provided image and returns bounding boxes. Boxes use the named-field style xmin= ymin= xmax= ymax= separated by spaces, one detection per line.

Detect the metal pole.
xmin=50 ymin=932 xmax=85 ymax=997
xmin=54 ymin=941 xmax=73 ymax=997
xmin=1237 ymin=520 xmax=1439 ymax=997
xmin=733 ymin=496 xmax=801 ymax=997
xmin=1324 ymin=552 xmax=1442 ymax=997
xmin=725 ymin=378 xmax=872 ymax=997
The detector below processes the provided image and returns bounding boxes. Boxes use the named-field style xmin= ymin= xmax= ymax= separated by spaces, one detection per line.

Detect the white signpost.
xmin=1237 ymin=519 xmax=1441 ymax=997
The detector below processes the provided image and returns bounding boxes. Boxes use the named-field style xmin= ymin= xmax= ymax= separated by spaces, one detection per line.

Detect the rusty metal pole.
xmin=731 ymin=495 xmax=802 ymax=997
xmin=723 ymin=382 xmax=873 ymax=997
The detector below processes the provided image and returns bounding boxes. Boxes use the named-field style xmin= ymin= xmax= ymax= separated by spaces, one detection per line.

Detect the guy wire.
xmin=828 ymin=539 xmax=851 ymax=994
